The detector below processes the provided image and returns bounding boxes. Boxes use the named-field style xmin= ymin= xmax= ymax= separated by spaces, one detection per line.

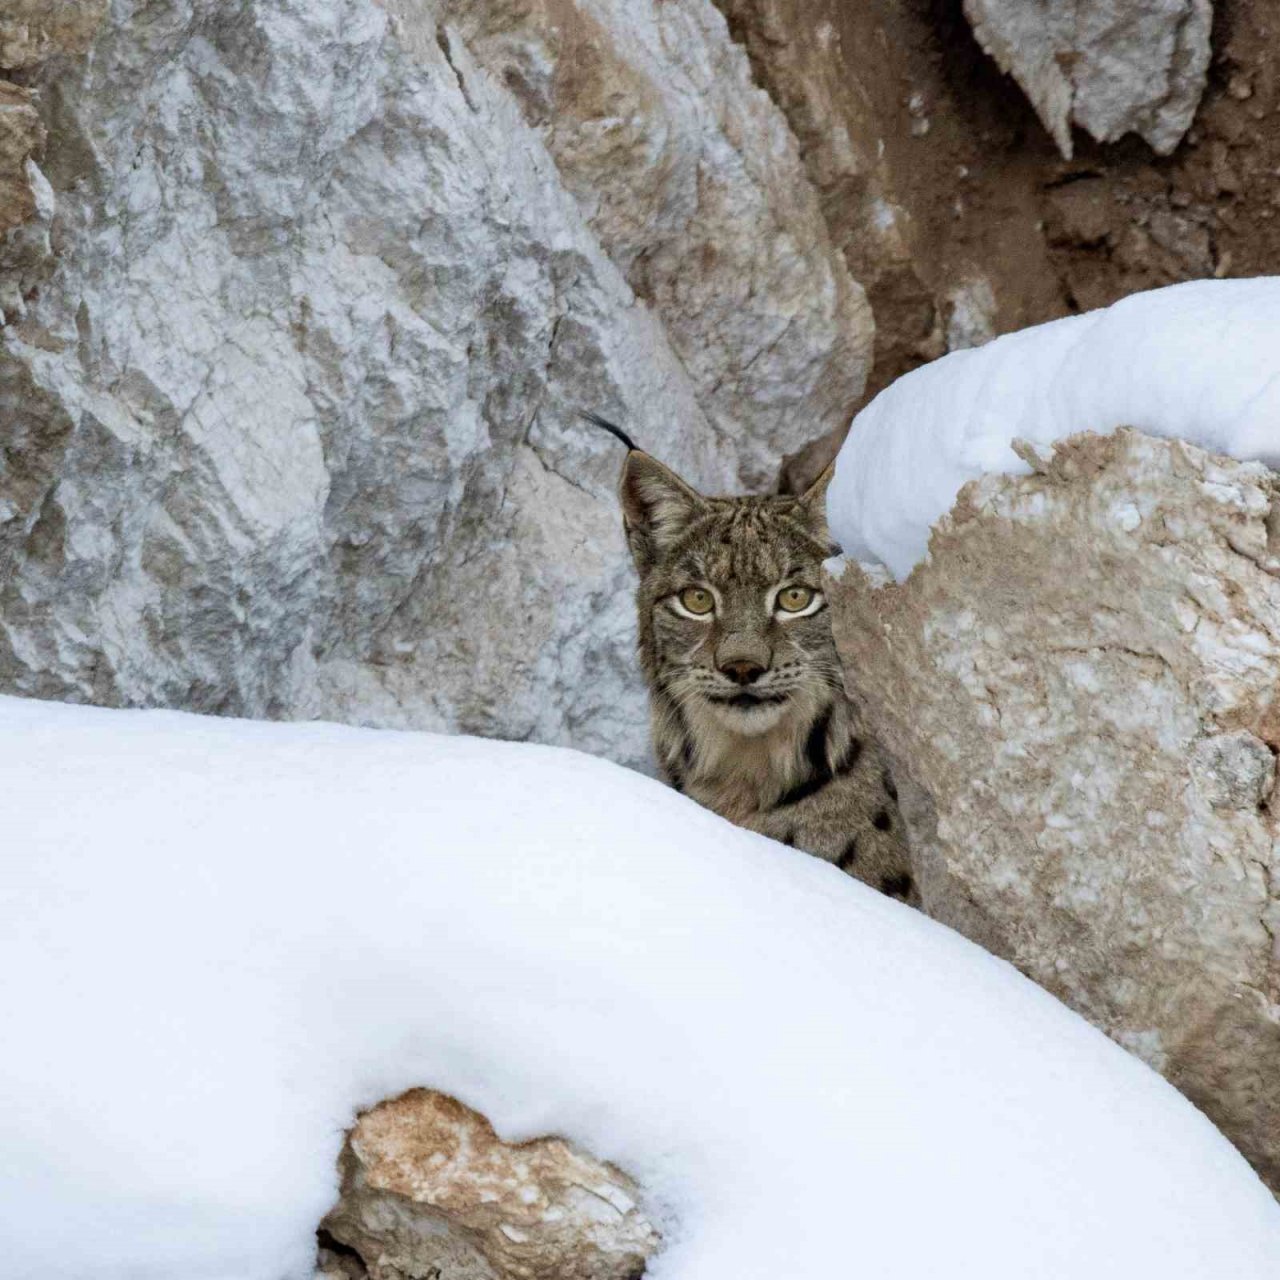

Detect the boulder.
xmin=963 ymin=0 xmax=1212 ymax=158
xmin=0 ymin=0 xmax=869 ymax=769
xmin=829 ymin=427 xmax=1280 ymax=1190
xmin=318 ymin=1089 xmax=660 ymax=1280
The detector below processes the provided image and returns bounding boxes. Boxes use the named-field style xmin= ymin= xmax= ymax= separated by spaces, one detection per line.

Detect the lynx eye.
xmin=776 ymin=586 xmax=816 ymax=614
xmin=677 ymin=587 xmax=715 ymax=616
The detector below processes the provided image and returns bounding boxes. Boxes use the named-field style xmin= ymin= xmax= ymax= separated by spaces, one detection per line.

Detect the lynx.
xmin=589 ymin=414 xmax=915 ymax=901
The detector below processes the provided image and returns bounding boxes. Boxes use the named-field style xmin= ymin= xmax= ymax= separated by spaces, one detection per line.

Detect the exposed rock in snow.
xmin=319 ymin=1089 xmax=659 ymax=1280
xmin=963 ymin=0 xmax=1212 ymax=158
xmin=0 ymin=0 xmax=868 ymax=769
xmin=829 ymin=427 xmax=1280 ymax=1192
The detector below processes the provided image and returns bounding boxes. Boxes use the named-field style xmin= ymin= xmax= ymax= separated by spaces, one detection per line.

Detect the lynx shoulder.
xmin=598 ymin=419 xmax=915 ymax=902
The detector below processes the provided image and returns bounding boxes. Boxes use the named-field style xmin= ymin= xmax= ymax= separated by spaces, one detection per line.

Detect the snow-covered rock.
xmin=3 ymin=696 xmax=1280 ymax=1278
xmin=963 ymin=0 xmax=1211 ymax=158
xmin=829 ymin=278 xmax=1280 ymax=582
xmin=829 ymin=427 xmax=1280 ymax=1192
xmin=0 ymin=0 xmax=868 ymax=769
xmin=319 ymin=1088 xmax=660 ymax=1280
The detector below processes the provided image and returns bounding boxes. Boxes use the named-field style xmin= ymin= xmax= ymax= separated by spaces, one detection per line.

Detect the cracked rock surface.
xmin=829 ymin=428 xmax=1280 ymax=1192
xmin=0 ymin=0 xmax=868 ymax=768
xmin=318 ymin=1089 xmax=659 ymax=1280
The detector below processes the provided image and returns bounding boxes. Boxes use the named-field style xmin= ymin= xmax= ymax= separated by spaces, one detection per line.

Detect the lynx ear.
xmin=796 ymin=462 xmax=836 ymax=549
xmin=619 ymin=451 xmax=707 ymax=569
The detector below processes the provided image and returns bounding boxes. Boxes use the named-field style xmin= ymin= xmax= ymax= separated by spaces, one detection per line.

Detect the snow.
xmin=2 ymin=696 xmax=1279 ymax=1279
xmin=828 ymin=277 xmax=1280 ymax=579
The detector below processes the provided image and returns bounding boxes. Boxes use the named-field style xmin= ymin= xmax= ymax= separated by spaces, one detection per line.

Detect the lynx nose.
xmin=719 ymin=658 xmax=766 ymax=686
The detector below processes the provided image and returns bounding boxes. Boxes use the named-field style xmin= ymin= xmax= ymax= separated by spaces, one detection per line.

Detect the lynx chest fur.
xmin=600 ymin=420 xmax=914 ymax=901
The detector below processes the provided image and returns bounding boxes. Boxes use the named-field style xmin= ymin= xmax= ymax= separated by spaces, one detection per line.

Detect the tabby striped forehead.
xmin=668 ymin=496 xmax=828 ymax=583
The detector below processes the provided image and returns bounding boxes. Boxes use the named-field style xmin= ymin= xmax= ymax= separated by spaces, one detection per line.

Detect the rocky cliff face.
xmin=829 ymin=428 xmax=1280 ymax=1192
xmin=0 ymin=0 xmax=867 ymax=768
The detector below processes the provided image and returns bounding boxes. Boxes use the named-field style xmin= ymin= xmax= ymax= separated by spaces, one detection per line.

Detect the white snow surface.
xmin=829 ymin=277 xmax=1280 ymax=579
xmin=3 ymin=697 xmax=1280 ymax=1279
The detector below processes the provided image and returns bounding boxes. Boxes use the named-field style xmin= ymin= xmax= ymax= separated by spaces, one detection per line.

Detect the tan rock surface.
xmin=319 ymin=1089 xmax=659 ymax=1280
xmin=0 ymin=80 xmax=43 ymax=235
xmin=829 ymin=427 xmax=1280 ymax=1190
xmin=0 ymin=0 xmax=106 ymax=71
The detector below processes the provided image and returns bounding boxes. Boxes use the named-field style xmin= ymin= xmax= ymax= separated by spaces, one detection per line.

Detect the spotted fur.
xmin=608 ymin=436 xmax=916 ymax=902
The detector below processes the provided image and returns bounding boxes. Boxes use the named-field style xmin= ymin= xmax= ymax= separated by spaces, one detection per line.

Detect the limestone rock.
xmin=829 ymin=428 xmax=1280 ymax=1191
xmin=319 ymin=1089 xmax=659 ymax=1280
xmin=0 ymin=0 xmax=869 ymax=769
xmin=963 ymin=0 xmax=1212 ymax=158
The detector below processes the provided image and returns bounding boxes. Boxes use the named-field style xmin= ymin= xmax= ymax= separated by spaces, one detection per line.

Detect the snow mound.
xmin=3 ymin=696 xmax=1279 ymax=1279
xmin=828 ymin=278 xmax=1280 ymax=579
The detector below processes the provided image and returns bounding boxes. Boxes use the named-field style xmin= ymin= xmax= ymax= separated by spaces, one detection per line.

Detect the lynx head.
xmin=617 ymin=446 xmax=841 ymax=738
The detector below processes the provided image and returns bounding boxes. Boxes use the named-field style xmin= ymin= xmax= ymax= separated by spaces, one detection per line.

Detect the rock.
xmin=0 ymin=0 xmax=870 ymax=770
xmin=1043 ymin=179 xmax=1114 ymax=247
xmin=0 ymin=1 xmax=105 ymax=315
xmin=319 ymin=1089 xmax=660 ymax=1280
xmin=0 ymin=80 xmax=43 ymax=236
xmin=448 ymin=0 xmax=871 ymax=492
xmin=828 ymin=428 xmax=1280 ymax=1191
xmin=963 ymin=0 xmax=1212 ymax=158
xmin=943 ymin=276 xmax=997 ymax=351
xmin=713 ymin=0 xmax=953 ymax=400
xmin=1191 ymin=730 xmax=1276 ymax=810
xmin=0 ymin=0 xmax=106 ymax=71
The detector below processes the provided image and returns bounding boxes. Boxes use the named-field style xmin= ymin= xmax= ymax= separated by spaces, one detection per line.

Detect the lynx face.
xmin=632 ymin=480 xmax=841 ymax=737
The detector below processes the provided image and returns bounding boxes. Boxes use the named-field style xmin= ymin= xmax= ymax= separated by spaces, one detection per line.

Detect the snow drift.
xmin=2 ymin=697 xmax=1279 ymax=1277
xmin=828 ymin=277 xmax=1280 ymax=579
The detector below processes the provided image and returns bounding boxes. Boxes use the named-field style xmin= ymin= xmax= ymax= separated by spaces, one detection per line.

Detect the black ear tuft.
xmin=578 ymin=410 xmax=641 ymax=453
xmin=619 ymin=452 xmax=707 ymax=570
